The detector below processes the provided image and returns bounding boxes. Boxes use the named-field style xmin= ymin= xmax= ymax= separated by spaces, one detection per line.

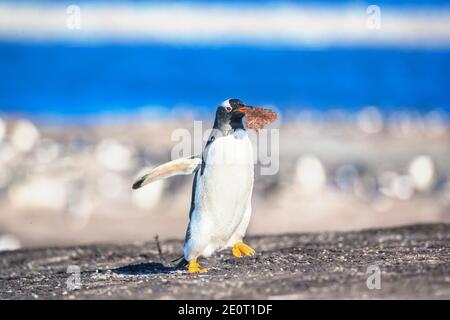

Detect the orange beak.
xmin=236 ymin=106 xmax=253 ymax=115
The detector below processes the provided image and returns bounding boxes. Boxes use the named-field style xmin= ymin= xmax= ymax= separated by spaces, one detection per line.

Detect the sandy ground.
xmin=1 ymin=223 xmax=449 ymax=299
xmin=0 ymin=120 xmax=449 ymax=248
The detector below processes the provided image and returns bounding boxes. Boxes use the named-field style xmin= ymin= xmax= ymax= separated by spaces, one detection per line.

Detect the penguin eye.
xmin=225 ymin=106 xmax=232 ymax=112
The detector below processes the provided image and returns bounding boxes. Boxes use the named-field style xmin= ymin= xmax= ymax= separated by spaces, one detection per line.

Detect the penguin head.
xmin=214 ymin=98 xmax=253 ymax=131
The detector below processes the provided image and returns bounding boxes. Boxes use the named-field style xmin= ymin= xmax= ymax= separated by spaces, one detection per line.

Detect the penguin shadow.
xmin=112 ymin=262 xmax=178 ymax=276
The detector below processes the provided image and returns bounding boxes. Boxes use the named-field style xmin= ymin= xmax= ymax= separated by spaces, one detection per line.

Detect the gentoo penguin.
xmin=133 ymin=98 xmax=255 ymax=273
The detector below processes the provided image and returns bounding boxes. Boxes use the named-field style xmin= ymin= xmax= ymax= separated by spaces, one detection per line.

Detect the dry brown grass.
xmin=243 ymin=107 xmax=278 ymax=132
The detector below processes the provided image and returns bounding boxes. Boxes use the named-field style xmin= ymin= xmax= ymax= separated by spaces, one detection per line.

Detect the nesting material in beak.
xmin=237 ymin=106 xmax=277 ymax=132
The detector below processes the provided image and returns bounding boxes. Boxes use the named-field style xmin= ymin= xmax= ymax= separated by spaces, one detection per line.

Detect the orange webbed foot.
xmin=188 ymin=259 xmax=208 ymax=273
xmin=232 ymin=242 xmax=255 ymax=257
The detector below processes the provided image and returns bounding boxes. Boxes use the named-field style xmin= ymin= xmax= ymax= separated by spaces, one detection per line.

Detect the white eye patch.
xmin=220 ymin=99 xmax=232 ymax=112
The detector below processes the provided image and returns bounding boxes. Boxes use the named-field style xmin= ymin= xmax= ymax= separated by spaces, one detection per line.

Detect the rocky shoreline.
xmin=1 ymin=223 xmax=449 ymax=299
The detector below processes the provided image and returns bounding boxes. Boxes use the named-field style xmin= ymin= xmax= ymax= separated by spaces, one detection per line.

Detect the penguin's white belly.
xmin=185 ymin=130 xmax=254 ymax=259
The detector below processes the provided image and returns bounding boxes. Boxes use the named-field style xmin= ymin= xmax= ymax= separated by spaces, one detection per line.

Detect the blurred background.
xmin=0 ymin=0 xmax=449 ymax=251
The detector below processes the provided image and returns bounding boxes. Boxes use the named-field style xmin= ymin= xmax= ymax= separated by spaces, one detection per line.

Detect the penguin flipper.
xmin=132 ymin=157 xmax=202 ymax=189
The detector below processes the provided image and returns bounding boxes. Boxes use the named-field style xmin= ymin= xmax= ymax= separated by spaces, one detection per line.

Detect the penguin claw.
xmin=232 ymin=242 xmax=255 ymax=257
xmin=188 ymin=259 xmax=208 ymax=273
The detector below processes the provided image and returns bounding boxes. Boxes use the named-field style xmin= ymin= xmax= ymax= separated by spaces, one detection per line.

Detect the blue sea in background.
xmin=1 ymin=42 xmax=449 ymax=120
xmin=1 ymin=0 xmax=450 ymax=122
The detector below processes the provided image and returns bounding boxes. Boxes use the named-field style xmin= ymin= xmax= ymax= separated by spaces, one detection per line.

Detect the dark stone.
xmin=0 ymin=223 xmax=449 ymax=299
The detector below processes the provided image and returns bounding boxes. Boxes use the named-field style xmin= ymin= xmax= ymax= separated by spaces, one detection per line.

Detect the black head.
xmin=213 ymin=98 xmax=252 ymax=132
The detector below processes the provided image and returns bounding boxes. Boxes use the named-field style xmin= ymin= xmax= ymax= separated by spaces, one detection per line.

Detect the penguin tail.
xmin=172 ymin=255 xmax=188 ymax=269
